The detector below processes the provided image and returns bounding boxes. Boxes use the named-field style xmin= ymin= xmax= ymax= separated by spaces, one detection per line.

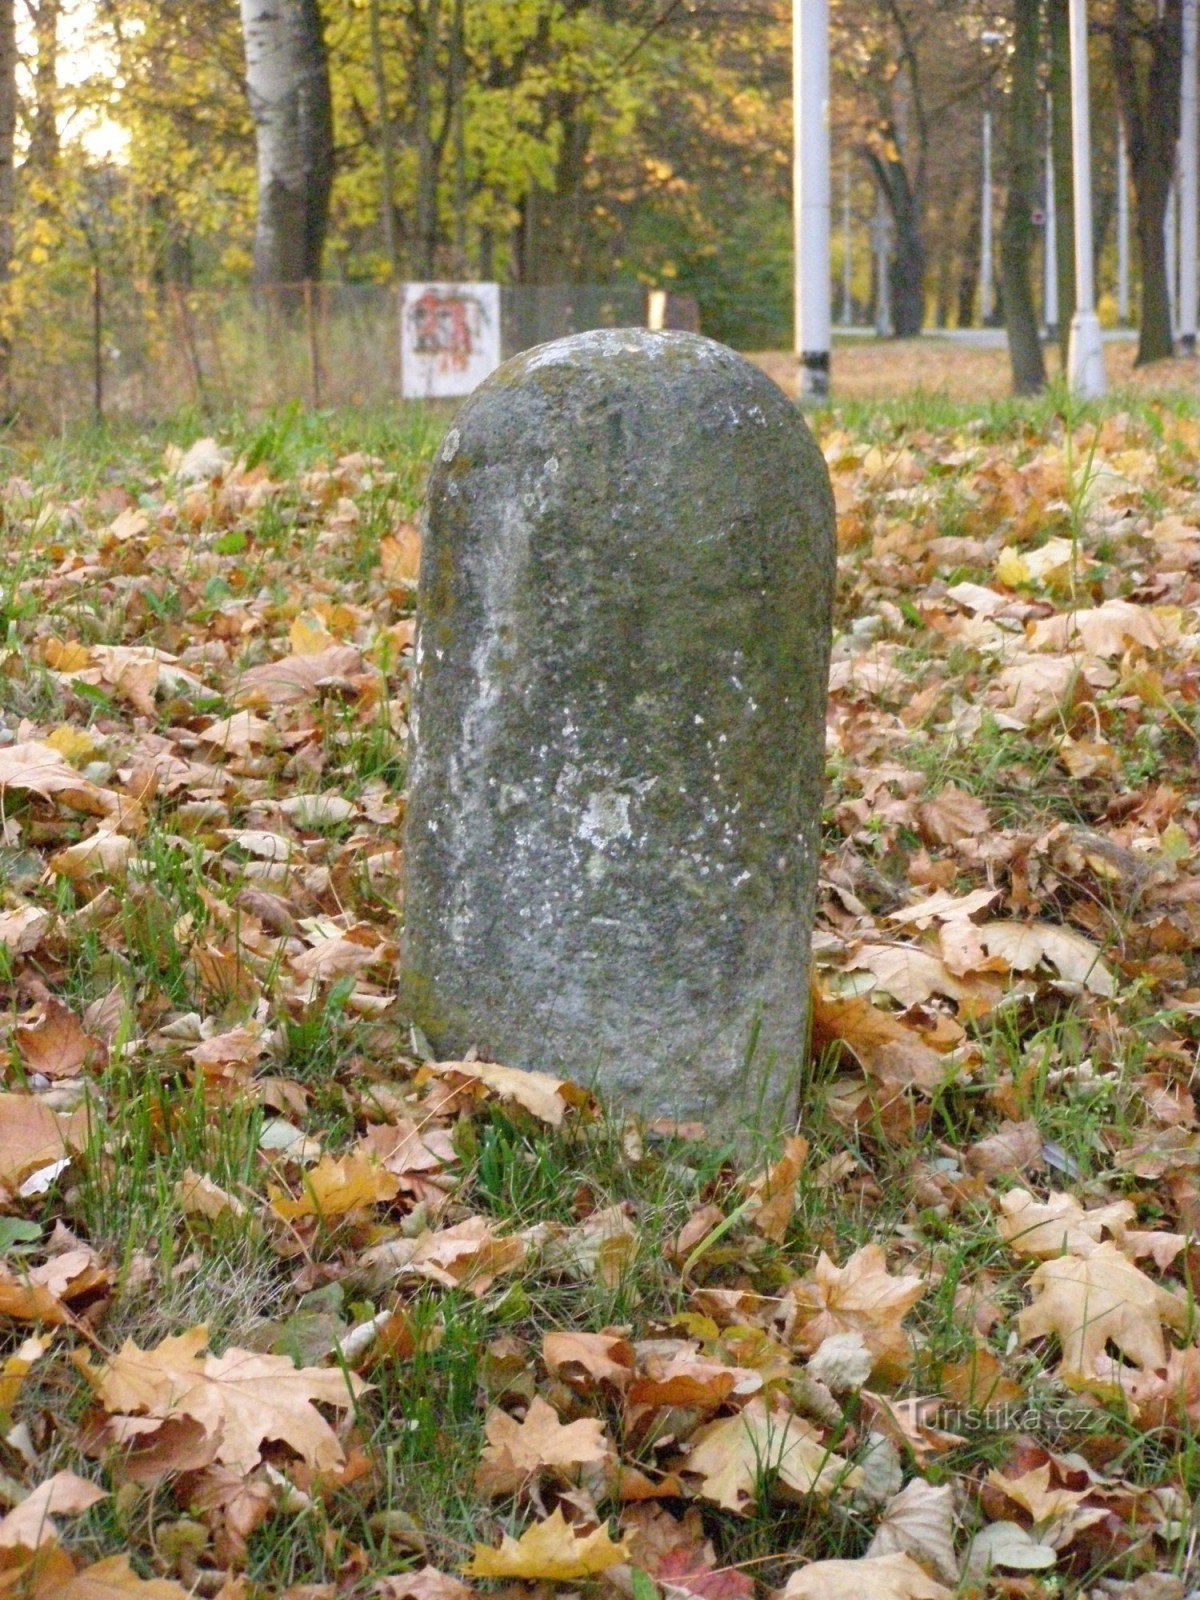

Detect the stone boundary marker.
xmin=400 ymin=328 xmax=835 ymax=1136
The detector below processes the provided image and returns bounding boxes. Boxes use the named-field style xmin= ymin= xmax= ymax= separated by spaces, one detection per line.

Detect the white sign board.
xmin=400 ymin=282 xmax=501 ymax=399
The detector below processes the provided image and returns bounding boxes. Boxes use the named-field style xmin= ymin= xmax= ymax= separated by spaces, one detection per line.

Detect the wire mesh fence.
xmin=12 ymin=277 xmax=700 ymax=428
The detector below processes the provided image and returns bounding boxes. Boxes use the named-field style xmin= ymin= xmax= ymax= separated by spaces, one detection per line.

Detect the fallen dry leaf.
xmin=76 ymin=1326 xmax=368 ymax=1476
xmin=865 ymin=1477 xmax=958 ymax=1582
xmin=15 ymin=999 xmax=99 ymax=1080
xmin=53 ymin=1554 xmax=191 ymax=1596
xmin=234 ymin=644 xmax=364 ymax=707
xmin=1017 ymin=1241 xmax=1187 ymax=1383
xmin=0 ymin=1471 xmax=105 ymax=1550
xmin=474 ymin=1395 xmax=610 ymax=1497
xmin=359 ymin=1217 xmax=525 ymax=1296
xmin=978 ymin=921 xmax=1115 ymax=996
xmin=781 ymin=1551 xmax=954 ymax=1600
xmin=683 ymin=1398 xmax=862 ymax=1509
xmin=427 ymin=1059 xmax=590 ymax=1125
xmin=543 ymin=1330 xmax=634 ymax=1393
xmin=985 ymin=1463 xmax=1107 ymax=1547
xmin=269 ymin=1152 xmax=400 ymax=1222
xmin=786 ymin=1245 xmax=926 ymax=1381
xmin=810 ymin=991 xmax=946 ymax=1093
xmin=997 ymin=1189 xmax=1135 ymax=1258
xmin=0 ymin=1095 xmax=88 ymax=1196
xmin=463 ymin=1507 xmax=627 ymax=1579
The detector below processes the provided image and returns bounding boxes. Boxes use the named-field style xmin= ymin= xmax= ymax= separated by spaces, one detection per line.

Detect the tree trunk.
xmin=450 ymin=0 xmax=467 ymax=273
xmin=1113 ymin=0 xmax=1182 ymax=365
xmin=869 ymin=154 xmax=925 ymax=335
xmin=367 ymin=0 xmax=398 ymax=277
xmin=1136 ymin=175 xmax=1176 ymax=360
xmin=1002 ymin=0 xmax=1047 ymax=394
xmin=239 ymin=0 xmax=334 ymax=286
xmin=28 ymin=0 xmax=59 ymax=182
xmin=413 ymin=0 xmax=442 ymax=276
xmin=0 ymin=0 xmax=14 ymax=407
xmin=889 ymin=184 xmax=925 ymax=336
xmin=1048 ymin=0 xmax=1075 ymax=366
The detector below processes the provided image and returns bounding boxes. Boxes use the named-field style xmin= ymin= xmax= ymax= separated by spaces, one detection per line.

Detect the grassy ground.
xmin=0 ymin=385 xmax=1198 ymax=1596
xmin=752 ymin=334 xmax=1200 ymax=402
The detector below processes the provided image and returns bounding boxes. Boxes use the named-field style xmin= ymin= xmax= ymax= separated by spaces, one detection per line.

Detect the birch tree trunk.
xmin=239 ymin=0 xmax=334 ymax=286
xmin=0 ymin=0 xmax=15 ymax=406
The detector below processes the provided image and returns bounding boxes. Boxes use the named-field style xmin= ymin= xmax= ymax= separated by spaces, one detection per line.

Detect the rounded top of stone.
xmin=520 ymin=326 xmax=737 ymax=371
xmin=468 ymin=326 xmax=794 ymax=414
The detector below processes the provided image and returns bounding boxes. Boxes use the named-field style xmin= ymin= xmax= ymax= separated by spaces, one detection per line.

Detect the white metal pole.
xmin=1117 ymin=111 xmax=1130 ymax=324
xmin=793 ymin=0 xmax=831 ymax=399
xmin=1181 ymin=0 xmax=1198 ymax=352
xmin=1045 ymin=94 xmax=1058 ymax=334
xmin=842 ymin=150 xmax=853 ymax=325
xmin=981 ymin=108 xmax=994 ymax=324
xmin=1168 ymin=161 xmax=1180 ymax=336
xmin=873 ymin=191 xmax=892 ymax=336
xmin=1067 ymin=0 xmax=1105 ymax=396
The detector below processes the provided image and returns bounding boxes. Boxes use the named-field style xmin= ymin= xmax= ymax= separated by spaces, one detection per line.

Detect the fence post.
xmin=304 ymin=279 xmax=322 ymax=408
xmin=91 ymin=262 xmax=103 ymax=425
xmin=170 ymin=283 xmax=209 ymax=415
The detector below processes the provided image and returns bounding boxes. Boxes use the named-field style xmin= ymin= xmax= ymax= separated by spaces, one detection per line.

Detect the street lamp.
xmin=793 ymin=0 xmax=831 ymax=400
xmin=1066 ymin=0 xmax=1105 ymax=396
xmin=1044 ymin=94 xmax=1058 ymax=337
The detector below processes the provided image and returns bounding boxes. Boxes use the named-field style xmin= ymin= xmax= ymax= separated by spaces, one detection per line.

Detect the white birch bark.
xmin=0 ymin=0 xmax=16 ymax=399
xmin=239 ymin=0 xmax=334 ymax=286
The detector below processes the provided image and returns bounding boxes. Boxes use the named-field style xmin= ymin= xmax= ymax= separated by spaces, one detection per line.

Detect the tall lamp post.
xmin=1044 ymin=95 xmax=1058 ymax=337
xmin=980 ymin=31 xmax=1004 ymax=327
xmin=1067 ymin=0 xmax=1105 ymax=396
xmin=794 ymin=0 xmax=831 ymax=400
xmin=981 ymin=100 xmax=994 ymax=323
xmin=841 ymin=151 xmax=853 ymax=325
xmin=1117 ymin=112 xmax=1130 ymax=325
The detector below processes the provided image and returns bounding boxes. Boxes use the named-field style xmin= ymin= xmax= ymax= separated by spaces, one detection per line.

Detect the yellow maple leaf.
xmin=994 ymin=546 xmax=1029 ymax=587
xmin=379 ymin=524 xmax=421 ymax=584
xmin=464 ymin=1508 xmax=627 ymax=1579
xmin=43 ymin=637 xmax=91 ymax=673
xmin=269 ymin=1152 xmax=400 ymax=1222
xmin=289 ymin=610 xmax=337 ymax=655
xmin=0 ymin=1336 xmax=50 ymax=1421
xmin=43 ymin=725 xmax=100 ymax=768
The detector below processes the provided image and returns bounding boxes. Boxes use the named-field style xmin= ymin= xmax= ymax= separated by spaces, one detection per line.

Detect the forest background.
xmin=0 ymin=0 xmax=1185 ymax=426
